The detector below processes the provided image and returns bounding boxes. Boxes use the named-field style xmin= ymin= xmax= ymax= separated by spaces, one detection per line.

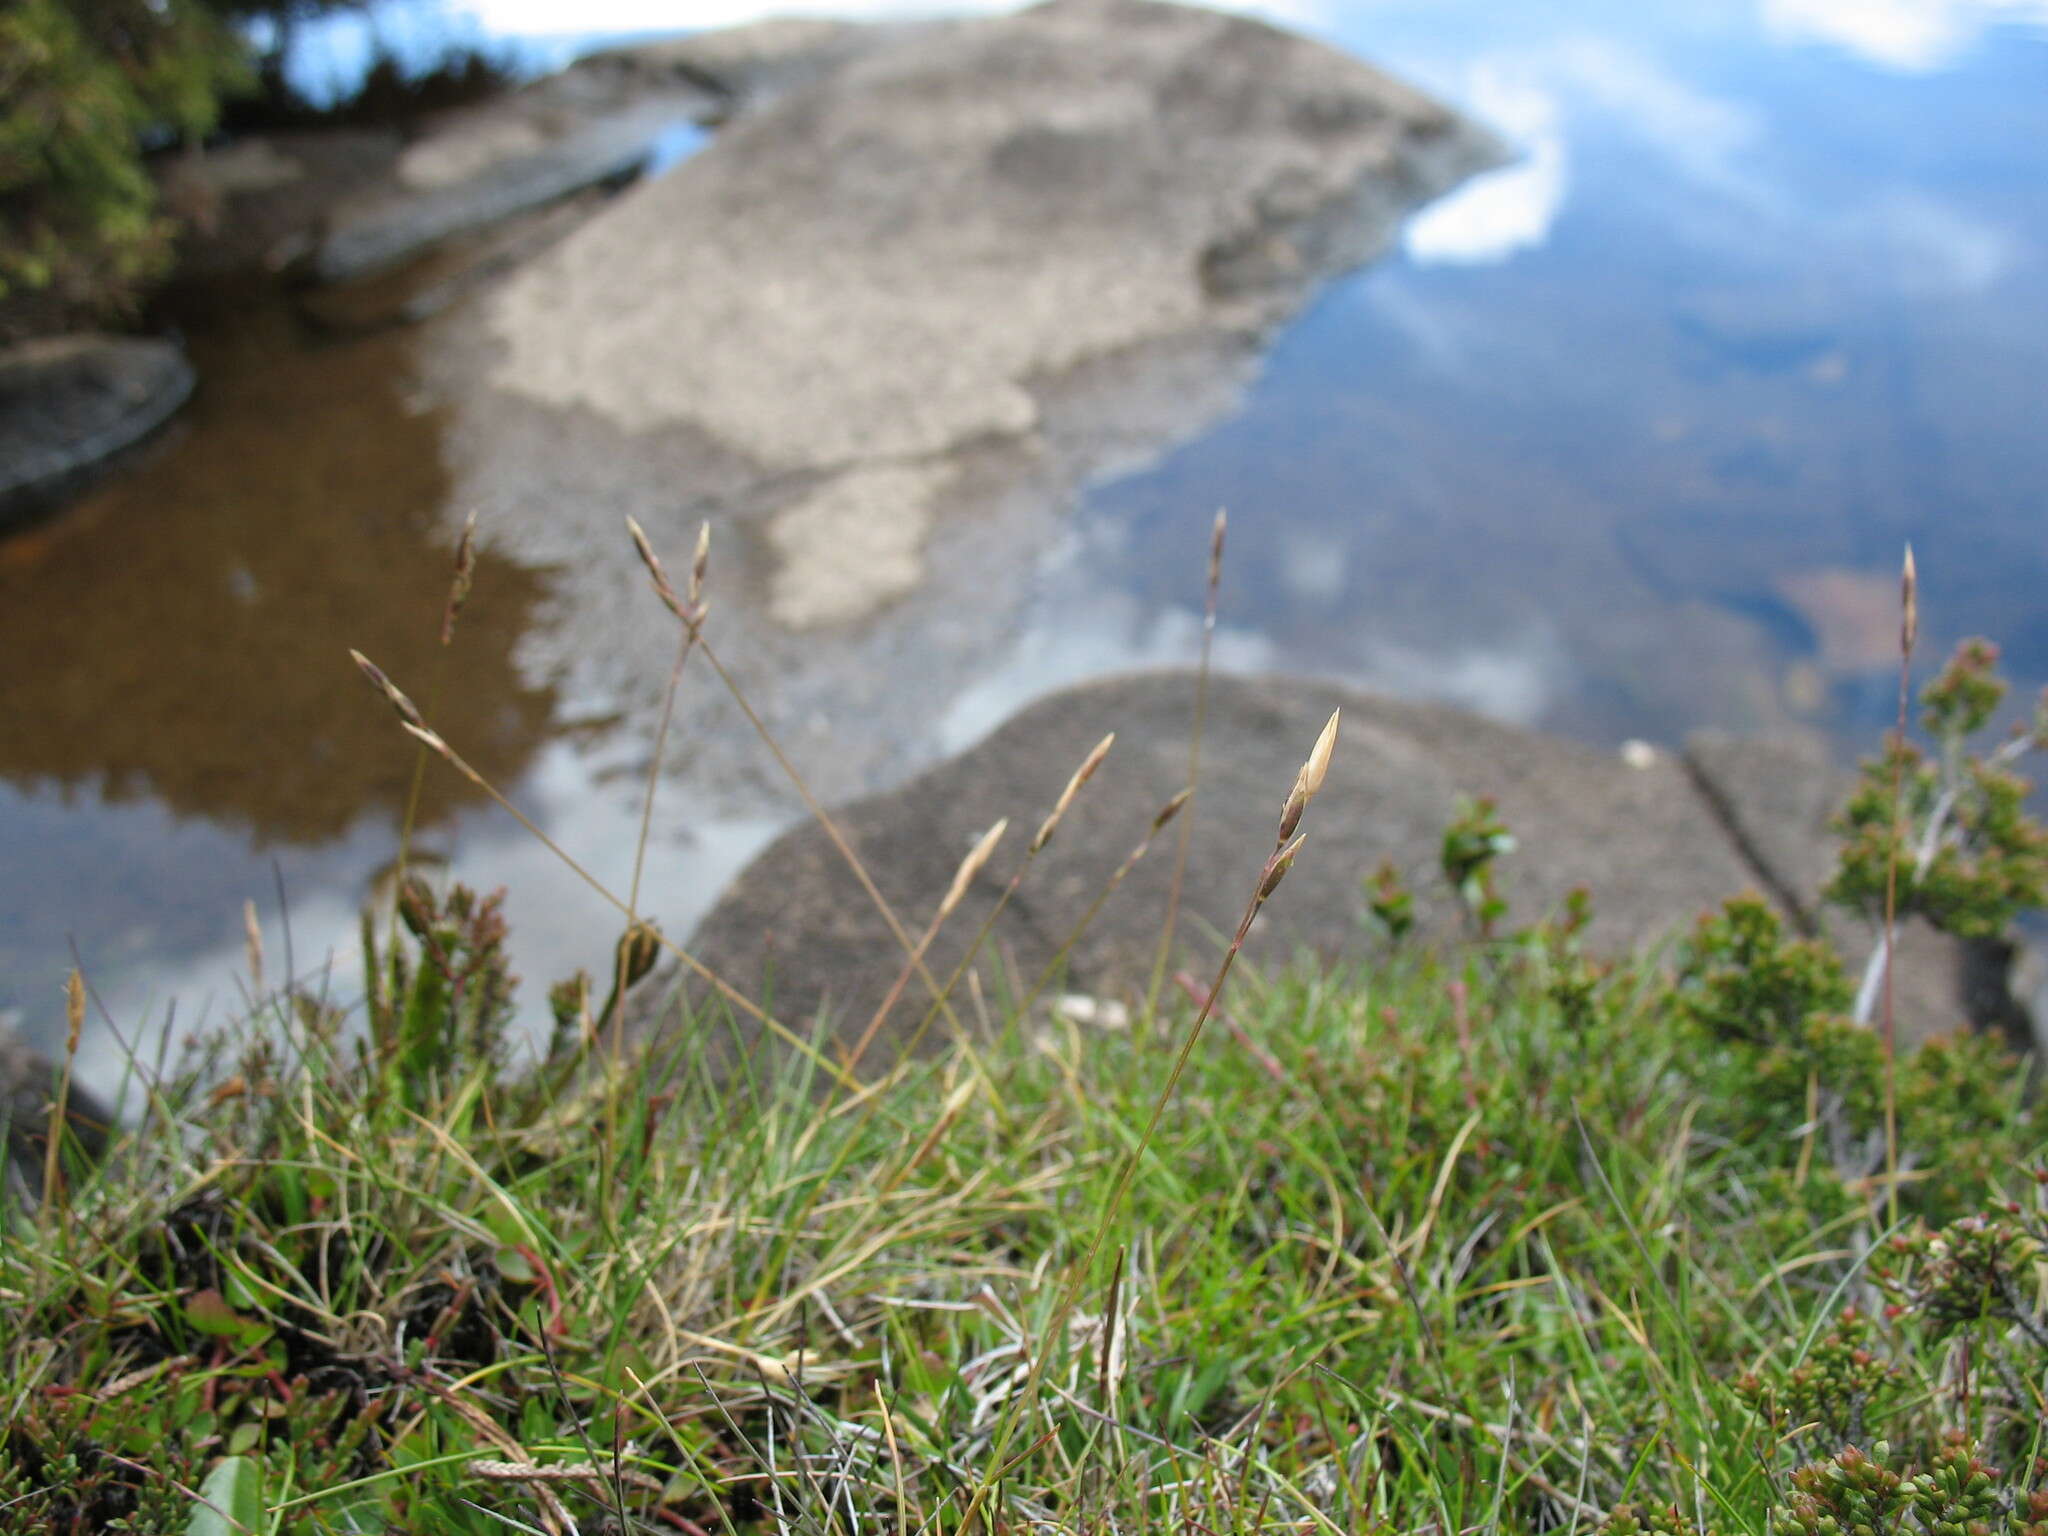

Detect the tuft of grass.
xmin=4 ymin=888 xmax=2044 ymax=1532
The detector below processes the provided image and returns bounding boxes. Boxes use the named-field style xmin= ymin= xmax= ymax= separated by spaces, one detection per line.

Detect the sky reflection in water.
xmin=6 ymin=0 xmax=2046 ymax=1073
xmin=1016 ymin=0 xmax=2048 ymax=748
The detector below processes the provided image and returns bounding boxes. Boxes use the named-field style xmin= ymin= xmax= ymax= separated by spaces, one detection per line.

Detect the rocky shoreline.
xmin=3 ymin=1 xmax=2040 ymax=1168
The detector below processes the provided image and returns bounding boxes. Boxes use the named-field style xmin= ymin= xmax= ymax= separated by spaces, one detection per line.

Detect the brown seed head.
xmin=1152 ymin=787 xmax=1193 ymax=832
xmin=941 ymin=819 xmax=1009 ymax=918
xmin=65 ymin=968 xmax=85 ymax=1054
xmin=1208 ymin=508 xmax=1227 ymax=590
xmin=1259 ymin=833 xmax=1307 ymax=901
xmin=350 ymin=650 xmax=426 ymax=730
xmin=400 ymin=720 xmax=452 ymax=758
xmin=441 ymin=509 xmax=478 ymax=647
xmin=1032 ymin=732 xmax=1114 ymax=853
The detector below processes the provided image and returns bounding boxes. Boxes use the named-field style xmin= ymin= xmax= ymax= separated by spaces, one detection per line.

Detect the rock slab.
xmin=478 ymin=0 xmax=1503 ymax=629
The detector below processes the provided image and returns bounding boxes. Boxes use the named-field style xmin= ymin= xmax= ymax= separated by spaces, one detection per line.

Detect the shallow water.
xmin=6 ymin=0 xmax=2047 ymax=1081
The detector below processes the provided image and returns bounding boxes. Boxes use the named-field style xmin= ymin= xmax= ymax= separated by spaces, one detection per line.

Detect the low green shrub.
xmin=0 ymin=0 xmax=247 ymax=323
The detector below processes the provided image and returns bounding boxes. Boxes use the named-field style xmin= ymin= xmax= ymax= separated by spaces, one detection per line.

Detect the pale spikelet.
xmin=440 ymin=509 xmax=478 ymax=647
xmin=1258 ymin=833 xmax=1307 ymax=901
xmin=1278 ymin=709 xmax=1340 ymax=842
xmin=689 ymin=520 xmax=711 ymax=608
xmin=64 ymin=968 xmax=84 ymax=1055
xmin=243 ymin=900 xmax=264 ymax=995
xmin=350 ymin=649 xmax=425 ymax=730
xmin=1901 ymin=544 xmax=1919 ymax=657
xmin=940 ymin=818 xmax=1009 ymax=918
xmin=1031 ymin=732 xmax=1114 ymax=853
xmin=627 ymin=516 xmax=687 ymax=620
xmin=1151 ymin=787 xmax=1192 ymax=832
xmin=1208 ymin=508 xmax=1227 ymax=592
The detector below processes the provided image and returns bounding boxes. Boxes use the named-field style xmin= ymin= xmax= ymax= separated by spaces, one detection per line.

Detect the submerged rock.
xmin=641 ymin=672 xmax=1998 ymax=1067
xmin=0 ymin=335 xmax=195 ymax=532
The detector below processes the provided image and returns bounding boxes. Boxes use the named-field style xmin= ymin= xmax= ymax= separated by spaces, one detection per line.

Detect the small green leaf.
xmin=494 ymin=1244 xmax=536 ymax=1284
xmin=184 ymin=1288 xmax=275 ymax=1348
xmin=184 ymin=1289 xmax=243 ymax=1337
xmin=186 ymin=1454 xmax=263 ymax=1536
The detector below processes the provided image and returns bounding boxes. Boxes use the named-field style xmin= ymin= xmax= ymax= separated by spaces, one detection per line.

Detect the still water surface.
xmin=7 ymin=0 xmax=2047 ymax=1079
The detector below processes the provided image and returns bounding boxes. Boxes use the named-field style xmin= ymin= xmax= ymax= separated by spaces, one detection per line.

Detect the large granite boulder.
xmin=644 ymin=672 xmax=2001 ymax=1067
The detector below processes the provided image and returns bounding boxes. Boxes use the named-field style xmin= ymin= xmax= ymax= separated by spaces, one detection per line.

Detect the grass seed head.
xmin=1279 ymin=708 xmax=1340 ymax=842
xmin=1259 ymin=833 xmax=1307 ymax=901
xmin=350 ymin=649 xmax=426 ymax=730
xmin=1032 ymin=732 xmax=1114 ymax=853
xmin=1902 ymin=544 xmax=1919 ymax=658
xmin=64 ymin=968 xmax=84 ymax=1054
xmin=1152 ymin=787 xmax=1192 ymax=832
xmin=441 ymin=509 xmax=478 ymax=647
xmin=243 ymin=900 xmax=264 ymax=995
xmin=627 ymin=516 xmax=686 ymax=618
xmin=942 ymin=818 xmax=1009 ymax=918
xmin=689 ymin=520 xmax=711 ymax=608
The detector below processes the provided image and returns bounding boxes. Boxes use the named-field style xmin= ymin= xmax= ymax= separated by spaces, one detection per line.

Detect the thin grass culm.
xmin=623 ymin=516 xmax=709 ymax=936
xmin=1881 ymin=543 xmax=1916 ymax=1229
xmin=344 ymin=646 xmax=859 ymax=1091
xmin=964 ymin=705 xmax=1341 ymax=1531
xmin=1144 ymin=506 xmax=1226 ymax=1027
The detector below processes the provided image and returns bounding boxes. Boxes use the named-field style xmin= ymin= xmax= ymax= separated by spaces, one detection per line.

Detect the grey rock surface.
xmin=576 ymin=16 xmax=934 ymax=117
xmin=440 ymin=0 xmax=1504 ymax=821
xmin=486 ymin=0 xmax=1498 ymax=473
xmin=641 ymin=672 xmax=1992 ymax=1068
xmin=0 ymin=334 xmax=196 ymax=530
xmin=311 ymin=98 xmax=698 ymax=285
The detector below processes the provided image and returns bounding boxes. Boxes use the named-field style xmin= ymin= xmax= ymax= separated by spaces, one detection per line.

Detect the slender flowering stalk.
xmin=965 ymin=709 xmax=1337 ymax=1530
xmin=625 ymin=518 xmax=712 ymax=923
xmin=352 ymin=650 xmax=426 ymax=732
xmin=849 ymin=733 xmax=1119 ymax=1079
xmin=1011 ymin=787 xmax=1193 ymax=1025
xmin=1879 ymin=543 xmax=1915 ymax=1228
xmin=841 ymin=817 xmax=1009 ymax=1077
xmin=1145 ymin=508 xmax=1226 ymax=1022
xmin=1031 ymin=733 xmax=1114 ymax=854
xmin=346 ymin=649 xmax=849 ymax=1086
